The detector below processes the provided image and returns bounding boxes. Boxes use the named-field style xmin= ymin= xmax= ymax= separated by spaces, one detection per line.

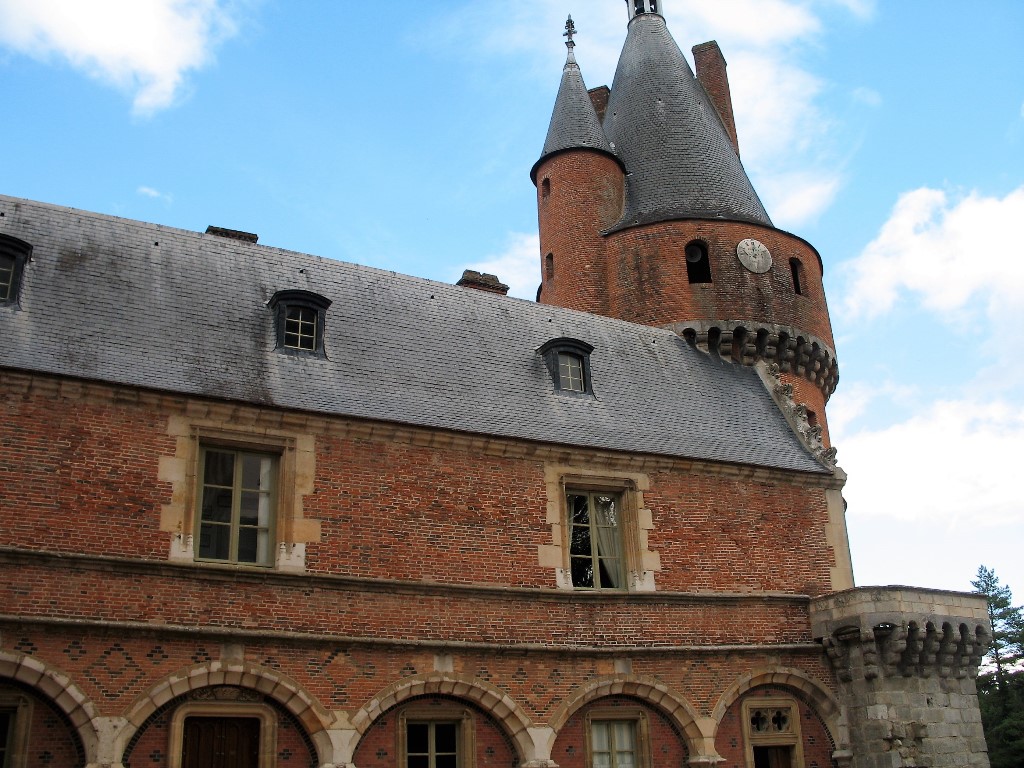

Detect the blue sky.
xmin=2 ymin=0 xmax=1022 ymax=599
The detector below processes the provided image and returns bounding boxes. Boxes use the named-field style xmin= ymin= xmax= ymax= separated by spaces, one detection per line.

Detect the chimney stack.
xmin=692 ymin=41 xmax=740 ymax=157
xmin=457 ymin=270 xmax=510 ymax=296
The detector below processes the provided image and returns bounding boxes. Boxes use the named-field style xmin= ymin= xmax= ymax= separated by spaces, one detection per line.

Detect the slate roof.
xmin=532 ymin=48 xmax=618 ymax=181
xmin=0 ymin=195 xmax=826 ymax=474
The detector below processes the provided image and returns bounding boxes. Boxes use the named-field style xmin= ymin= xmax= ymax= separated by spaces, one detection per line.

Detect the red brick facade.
xmin=0 ymin=371 xmax=846 ymax=766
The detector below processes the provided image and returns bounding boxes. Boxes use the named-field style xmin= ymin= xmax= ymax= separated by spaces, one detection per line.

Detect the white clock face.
xmin=736 ymin=238 xmax=772 ymax=274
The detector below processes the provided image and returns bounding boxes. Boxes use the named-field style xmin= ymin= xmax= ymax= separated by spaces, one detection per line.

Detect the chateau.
xmin=0 ymin=2 xmax=992 ymax=767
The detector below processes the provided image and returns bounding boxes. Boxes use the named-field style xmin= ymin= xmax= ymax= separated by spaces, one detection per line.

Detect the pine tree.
xmin=972 ymin=565 xmax=1024 ymax=768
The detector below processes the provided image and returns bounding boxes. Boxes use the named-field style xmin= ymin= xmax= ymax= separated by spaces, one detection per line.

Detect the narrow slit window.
xmin=545 ymin=253 xmax=554 ymax=280
xmin=790 ymin=258 xmax=805 ymax=296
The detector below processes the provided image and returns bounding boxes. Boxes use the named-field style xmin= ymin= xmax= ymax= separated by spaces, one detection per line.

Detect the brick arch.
xmin=710 ymin=667 xmax=842 ymax=746
xmin=119 ymin=661 xmax=334 ymax=762
xmin=0 ymin=650 xmax=98 ymax=762
xmin=351 ymin=674 xmax=535 ymax=762
xmin=546 ymin=676 xmax=705 ymax=758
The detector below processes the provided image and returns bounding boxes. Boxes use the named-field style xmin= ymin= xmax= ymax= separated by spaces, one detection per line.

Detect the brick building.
xmin=0 ymin=3 xmax=992 ymax=768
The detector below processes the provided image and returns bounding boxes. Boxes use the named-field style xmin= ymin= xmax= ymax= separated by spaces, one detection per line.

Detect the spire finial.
xmin=563 ymin=14 xmax=577 ymax=49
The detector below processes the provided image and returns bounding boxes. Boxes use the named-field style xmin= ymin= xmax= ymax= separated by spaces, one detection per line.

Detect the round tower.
xmin=531 ymin=16 xmax=624 ymax=315
xmin=533 ymin=5 xmax=838 ymax=445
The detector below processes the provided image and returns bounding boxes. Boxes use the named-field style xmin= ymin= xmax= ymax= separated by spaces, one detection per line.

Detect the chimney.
xmin=206 ymin=225 xmax=258 ymax=244
xmin=457 ymin=270 xmax=509 ymax=296
xmin=692 ymin=41 xmax=740 ymax=157
xmin=588 ymin=86 xmax=611 ymax=123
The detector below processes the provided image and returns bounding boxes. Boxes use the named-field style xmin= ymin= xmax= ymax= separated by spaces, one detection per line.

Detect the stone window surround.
xmin=740 ymin=696 xmax=805 ymax=768
xmin=167 ymin=701 xmax=277 ymax=768
xmin=160 ymin=416 xmax=320 ymax=573
xmin=538 ymin=465 xmax=661 ymax=592
xmin=396 ymin=703 xmax=476 ymax=768
xmin=584 ymin=705 xmax=652 ymax=768
xmin=0 ymin=691 xmax=33 ymax=768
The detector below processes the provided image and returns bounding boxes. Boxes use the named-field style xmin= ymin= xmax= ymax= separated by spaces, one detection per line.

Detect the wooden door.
xmin=753 ymin=746 xmax=793 ymax=768
xmin=182 ymin=717 xmax=260 ymax=768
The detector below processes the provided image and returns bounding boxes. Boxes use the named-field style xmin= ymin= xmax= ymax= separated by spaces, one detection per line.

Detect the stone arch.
xmin=119 ymin=660 xmax=334 ymax=763
xmin=351 ymin=674 xmax=535 ymax=763
xmin=710 ymin=667 xmax=843 ymax=748
xmin=547 ymin=676 xmax=706 ymax=759
xmin=0 ymin=649 xmax=99 ymax=762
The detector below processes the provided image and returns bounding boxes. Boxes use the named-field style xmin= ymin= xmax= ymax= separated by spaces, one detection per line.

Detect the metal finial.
xmin=563 ymin=15 xmax=577 ymax=48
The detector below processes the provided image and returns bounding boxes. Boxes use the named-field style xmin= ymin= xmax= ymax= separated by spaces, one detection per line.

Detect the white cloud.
xmin=821 ymin=0 xmax=876 ymax=21
xmin=460 ymin=232 xmax=541 ymax=301
xmin=851 ymin=86 xmax=882 ymax=107
xmin=137 ymin=185 xmax=173 ymax=203
xmin=756 ymin=169 xmax=841 ymax=226
xmin=840 ymin=186 xmax=1024 ymax=323
xmin=839 ymin=398 xmax=1024 ymax=527
xmin=0 ymin=0 xmax=243 ymax=114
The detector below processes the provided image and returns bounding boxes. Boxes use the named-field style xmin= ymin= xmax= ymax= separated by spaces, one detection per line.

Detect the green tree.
xmin=972 ymin=565 xmax=1024 ymax=768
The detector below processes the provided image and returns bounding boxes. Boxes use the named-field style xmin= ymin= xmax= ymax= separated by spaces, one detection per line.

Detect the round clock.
xmin=736 ymin=238 xmax=772 ymax=274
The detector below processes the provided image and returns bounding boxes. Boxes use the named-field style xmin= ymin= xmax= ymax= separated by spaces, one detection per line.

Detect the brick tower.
xmin=534 ymin=2 xmax=839 ymax=444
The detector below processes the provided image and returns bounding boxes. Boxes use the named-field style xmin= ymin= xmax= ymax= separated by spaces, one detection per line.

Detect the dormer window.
xmin=539 ymin=338 xmax=594 ymax=395
xmin=269 ymin=290 xmax=331 ymax=357
xmin=0 ymin=234 xmax=32 ymax=306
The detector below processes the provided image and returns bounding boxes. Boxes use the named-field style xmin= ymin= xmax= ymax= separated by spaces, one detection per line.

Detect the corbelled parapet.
xmin=811 ymin=587 xmax=990 ymax=682
xmin=811 ymin=587 xmax=992 ymax=768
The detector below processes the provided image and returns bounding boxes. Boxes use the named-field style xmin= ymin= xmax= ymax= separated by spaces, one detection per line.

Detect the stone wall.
xmin=811 ymin=588 xmax=991 ymax=768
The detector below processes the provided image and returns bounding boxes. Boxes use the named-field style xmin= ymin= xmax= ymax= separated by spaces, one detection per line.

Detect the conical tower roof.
xmin=603 ymin=13 xmax=771 ymax=231
xmin=531 ymin=21 xmax=617 ymax=182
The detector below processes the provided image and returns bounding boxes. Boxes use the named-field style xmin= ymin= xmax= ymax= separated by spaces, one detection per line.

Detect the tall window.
xmin=399 ymin=706 xmax=474 ymax=768
xmin=591 ymin=720 xmax=638 ymax=768
xmin=0 ymin=708 xmax=11 ymax=768
xmin=742 ymin=698 xmax=804 ymax=768
xmin=196 ymin=448 xmax=277 ymax=566
xmin=568 ymin=491 xmax=623 ymax=589
xmin=406 ymin=721 xmax=459 ymax=768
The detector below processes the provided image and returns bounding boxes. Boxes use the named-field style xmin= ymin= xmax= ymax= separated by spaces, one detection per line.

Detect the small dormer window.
xmin=539 ymin=338 xmax=595 ymax=395
xmin=269 ymin=290 xmax=331 ymax=357
xmin=0 ymin=234 xmax=32 ymax=306
xmin=629 ymin=0 xmax=659 ymax=18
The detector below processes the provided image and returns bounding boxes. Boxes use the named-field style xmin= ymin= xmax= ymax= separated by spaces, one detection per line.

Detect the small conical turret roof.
xmin=603 ymin=13 xmax=771 ymax=230
xmin=531 ymin=18 xmax=617 ymax=181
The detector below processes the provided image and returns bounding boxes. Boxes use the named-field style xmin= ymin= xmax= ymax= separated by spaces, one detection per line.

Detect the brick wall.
xmin=0 ymin=681 xmax=84 ymax=767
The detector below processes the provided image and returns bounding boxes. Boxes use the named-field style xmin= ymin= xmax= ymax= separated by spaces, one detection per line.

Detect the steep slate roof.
xmin=602 ymin=14 xmax=772 ymax=231
xmin=532 ymin=47 xmax=617 ymax=181
xmin=0 ymin=195 xmax=826 ymax=474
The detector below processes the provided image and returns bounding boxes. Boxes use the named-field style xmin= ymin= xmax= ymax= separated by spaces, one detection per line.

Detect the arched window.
xmin=685 ymin=241 xmax=712 ymax=284
xmin=541 ymin=178 xmax=551 ymax=199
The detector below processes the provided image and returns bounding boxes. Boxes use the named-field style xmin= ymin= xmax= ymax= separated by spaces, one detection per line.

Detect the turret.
xmin=534 ymin=5 xmax=839 ymax=445
xmin=532 ymin=16 xmax=624 ymax=314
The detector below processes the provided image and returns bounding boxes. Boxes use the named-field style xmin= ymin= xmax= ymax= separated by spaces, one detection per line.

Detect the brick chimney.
xmin=457 ymin=270 xmax=509 ymax=296
xmin=692 ymin=41 xmax=740 ymax=157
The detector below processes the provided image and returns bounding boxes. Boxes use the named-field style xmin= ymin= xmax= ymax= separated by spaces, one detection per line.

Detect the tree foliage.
xmin=973 ymin=565 xmax=1024 ymax=768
